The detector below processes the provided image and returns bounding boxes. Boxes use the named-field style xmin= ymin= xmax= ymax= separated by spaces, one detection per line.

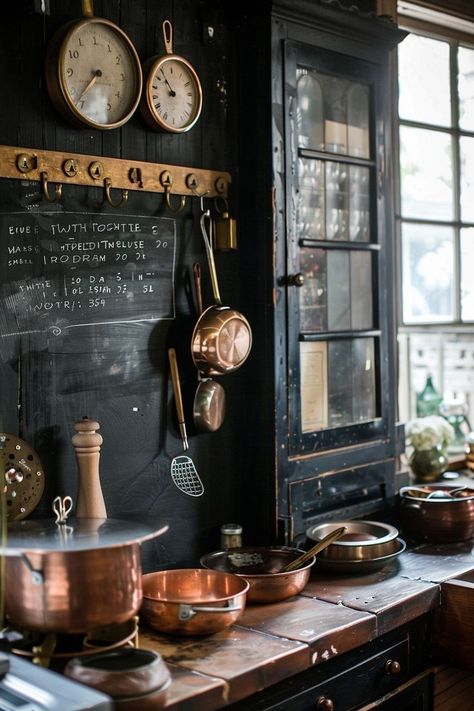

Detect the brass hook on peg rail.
xmin=160 ymin=170 xmax=186 ymax=213
xmin=104 ymin=178 xmax=128 ymax=208
xmin=186 ymin=173 xmax=209 ymax=199
xmin=41 ymin=172 xmax=62 ymax=203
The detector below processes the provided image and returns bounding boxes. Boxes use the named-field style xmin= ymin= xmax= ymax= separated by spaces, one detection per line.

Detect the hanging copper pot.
xmin=191 ymin=211 xmax=252 ymax=376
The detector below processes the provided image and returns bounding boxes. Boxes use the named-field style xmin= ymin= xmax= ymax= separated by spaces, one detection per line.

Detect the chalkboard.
xmin=0 ymin=211 xmax=176 ymax=337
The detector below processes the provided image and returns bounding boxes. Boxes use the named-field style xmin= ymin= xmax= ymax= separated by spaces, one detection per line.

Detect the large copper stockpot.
xmin=191 ymin=211 xmax=252 ymax=376
xmin=2 ymin=518 xmax=168 ymax=634
xmin=399 ymin=484 xmax=474 ymax=542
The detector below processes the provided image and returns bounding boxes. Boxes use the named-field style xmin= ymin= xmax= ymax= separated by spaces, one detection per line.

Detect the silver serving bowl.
xmin=305 ymin=520 xmax=400 ymax=561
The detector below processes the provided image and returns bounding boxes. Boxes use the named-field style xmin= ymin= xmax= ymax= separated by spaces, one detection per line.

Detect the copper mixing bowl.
xmin=200 ymin=546 xmax=316 ymax=604
xmin=141 ymin=568 xmax=249 ymax=635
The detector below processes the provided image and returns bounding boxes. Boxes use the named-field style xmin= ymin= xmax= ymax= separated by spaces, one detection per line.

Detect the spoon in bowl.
xmin=281 ymin=526 xmax=347 ymax=573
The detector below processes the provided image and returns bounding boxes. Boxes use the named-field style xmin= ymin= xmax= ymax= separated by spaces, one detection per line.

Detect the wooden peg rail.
xmin=0 ymin=144 xmax=231 ymax=200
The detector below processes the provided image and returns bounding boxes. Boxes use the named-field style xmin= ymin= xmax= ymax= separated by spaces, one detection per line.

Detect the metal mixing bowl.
xmin=305 ymin=520 xmax=400 ymax=561
xmin=200 ymin=546 xmax=316 ymax=604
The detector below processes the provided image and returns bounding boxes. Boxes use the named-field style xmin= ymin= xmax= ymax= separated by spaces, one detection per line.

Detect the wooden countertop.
xmin=140 ymin=541 xmax=474 ymax=710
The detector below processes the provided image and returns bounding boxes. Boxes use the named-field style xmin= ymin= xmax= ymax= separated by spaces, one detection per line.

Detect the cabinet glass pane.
xmin=398 ymin=33 xmax=451 ymax=127
xmin=298 ymin=248 xmax=373 ymax=332
xmin=400 ymin=126 xmax=453 ymax=220
xmin=402 ymin=223 xmax=454 ymax=323
xmin=458 ymin=47 xmax=474 ymax=131
xmin=296 ymin=68 xmax=369 ymax=158
xmin=297 ymin=159 xmax=370 ymax=242
xmin=300 ymin=338 xmax=376 ymax=432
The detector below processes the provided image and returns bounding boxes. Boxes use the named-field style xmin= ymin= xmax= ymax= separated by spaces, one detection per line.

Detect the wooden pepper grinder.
xmin=72 ymin=416 xmax=107 ymax=518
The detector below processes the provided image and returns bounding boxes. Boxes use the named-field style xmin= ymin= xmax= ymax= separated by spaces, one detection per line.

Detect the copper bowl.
xmin=65 ymin=648 xmax=171 ymax=710
xmin=305 ymin=521 xmax=400 ymax=561
xmin=399 ymin=484 xmax=474 ymax=542
xmin=200 ymin=547 xmax=315 ymax=604
xmin=141 ymin=568 xmax=249 ymax=635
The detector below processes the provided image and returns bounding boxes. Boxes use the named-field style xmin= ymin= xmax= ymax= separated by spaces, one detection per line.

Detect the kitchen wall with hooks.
xmin=0 ymin=0 xmax=251 ymax=570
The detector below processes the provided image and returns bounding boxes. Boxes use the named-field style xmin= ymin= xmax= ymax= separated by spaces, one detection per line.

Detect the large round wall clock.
xmin=140 ymin=20 xmax=203 ymax=133
xmin=45 ymin=12 xmax=142 ymax=130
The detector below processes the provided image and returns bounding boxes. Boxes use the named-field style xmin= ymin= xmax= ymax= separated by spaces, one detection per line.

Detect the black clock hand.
xmin=160 ymin=68 xmax=176 ymax=97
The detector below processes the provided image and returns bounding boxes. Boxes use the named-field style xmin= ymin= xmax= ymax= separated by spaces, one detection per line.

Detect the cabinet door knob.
xmin=316 ymin=696 xmax=334 ymax=711
xmin=385 ymin=659 xmax=401 ymax=675
xmin=289 ymin=272 xmax=305 ymax=287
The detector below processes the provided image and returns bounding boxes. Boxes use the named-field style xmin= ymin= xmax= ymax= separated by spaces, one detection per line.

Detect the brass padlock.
xmin=213 ymin=203 xmax=237 ymax=250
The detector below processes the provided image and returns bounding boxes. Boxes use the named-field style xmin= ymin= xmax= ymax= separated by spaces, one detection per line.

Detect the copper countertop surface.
xmin=140 ymin=540 xmax=474 ymax=710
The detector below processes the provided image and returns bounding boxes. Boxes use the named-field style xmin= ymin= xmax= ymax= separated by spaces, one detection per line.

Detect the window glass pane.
xmin=460 ymin=136 xmax=474 ymax=222
xmin=398 ymin=34 xmax=451 ymax=127
xmin=296 ymin=158 xmax=325 ymax=240
xmin=461 ymin=228 xmax=474 ymax=320
xmin=402 ymin=223 xmax=454 ymax=323
xmin=458 ymin=46 xmax=474 ymax=131
xmin=297 ymin=69 xmax=324 ymax=150
xmin=400 ymin=126 xmax=453 ymax=220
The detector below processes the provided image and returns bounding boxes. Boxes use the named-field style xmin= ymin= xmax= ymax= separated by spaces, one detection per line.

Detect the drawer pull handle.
xmin=316 ymin=696 xmax=334 ymax=711
xmin=385 ymin=659 xmax=401 ymax=676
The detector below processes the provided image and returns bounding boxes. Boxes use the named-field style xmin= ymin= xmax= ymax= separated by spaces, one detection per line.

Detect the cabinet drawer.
xmin=287 ymin=638 xmax=409 ymax=711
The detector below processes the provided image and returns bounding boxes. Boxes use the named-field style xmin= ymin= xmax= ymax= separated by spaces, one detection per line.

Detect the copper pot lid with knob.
xmin=0 ymin=517 xmax=168 ymax=556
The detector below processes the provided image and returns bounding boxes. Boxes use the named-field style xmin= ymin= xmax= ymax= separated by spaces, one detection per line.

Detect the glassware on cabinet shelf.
xmin=347 ymin=83 xmax=370 ymax=159
xmin=324 ymin=76 xmax=348 ymax=154
xmin=296 ymin=159 xmax=325 ymax=240
xmin=297 ymin=70 xmax=324 ymax=150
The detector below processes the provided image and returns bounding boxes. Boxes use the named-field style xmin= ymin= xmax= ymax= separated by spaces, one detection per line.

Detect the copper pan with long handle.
xmin=191 ymin=211 xmax=252 ymax=376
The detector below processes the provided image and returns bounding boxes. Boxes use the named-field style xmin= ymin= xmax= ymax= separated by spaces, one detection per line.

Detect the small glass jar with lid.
xmin=220 ymin=523 xmax=242 ymax=549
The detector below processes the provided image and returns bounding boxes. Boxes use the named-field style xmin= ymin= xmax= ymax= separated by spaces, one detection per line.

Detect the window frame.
xmin=395 ymin=7 xmax=474 ymax=330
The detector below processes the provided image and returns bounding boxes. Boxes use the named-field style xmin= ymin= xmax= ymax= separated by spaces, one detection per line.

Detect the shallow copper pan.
xmin=200 ymin=546 xmax=316 ymax=604
xmin=141 ymin=568 xmax=248 ymax=635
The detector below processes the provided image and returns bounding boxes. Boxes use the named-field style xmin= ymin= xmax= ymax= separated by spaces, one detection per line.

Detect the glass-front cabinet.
xmin=268 ymin=5 xmax=407 ymax=543
xmin=285 ymin=44 xmax=385 ymax=455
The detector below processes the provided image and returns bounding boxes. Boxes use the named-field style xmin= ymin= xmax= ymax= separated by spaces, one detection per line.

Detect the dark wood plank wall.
xmin=0 ymin=0 xmax=272 ymax=570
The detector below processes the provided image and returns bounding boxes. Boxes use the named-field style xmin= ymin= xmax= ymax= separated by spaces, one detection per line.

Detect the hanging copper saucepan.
xmin=191 ymin=211 xmax=252 ymax=376
xmin=192 ymin=262 xmax=226 ymax=432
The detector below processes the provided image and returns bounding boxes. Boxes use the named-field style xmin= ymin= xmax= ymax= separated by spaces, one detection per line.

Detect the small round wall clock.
xmin=140 ymin=20 xmax=203 ymax=133
xmin=45 ymin=9 xmax=142 ymax=130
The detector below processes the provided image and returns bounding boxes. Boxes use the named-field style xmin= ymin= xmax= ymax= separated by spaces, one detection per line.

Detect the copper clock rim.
xmin=51 ymin=16 xmax=143 ymax=131
xmin=143 ymin=53 xmax=203 ymax=133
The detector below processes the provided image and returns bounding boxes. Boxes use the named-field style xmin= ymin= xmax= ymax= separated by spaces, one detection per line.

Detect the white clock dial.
xmin=46 ymin=17 xmax=142 ymax=130
xmin=148 ymin=58 xmax=201 ymax=131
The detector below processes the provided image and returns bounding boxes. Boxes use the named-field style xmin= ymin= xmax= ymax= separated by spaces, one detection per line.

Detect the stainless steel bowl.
xmin=305 ymin=520 xmax=400 ymax=561
xmin=200 ymin=546 xmax=316 ymax=604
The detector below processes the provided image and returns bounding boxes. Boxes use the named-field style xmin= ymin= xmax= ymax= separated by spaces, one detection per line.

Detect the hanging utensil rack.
xmin=0 ymin=144 xmax=230 ymax=207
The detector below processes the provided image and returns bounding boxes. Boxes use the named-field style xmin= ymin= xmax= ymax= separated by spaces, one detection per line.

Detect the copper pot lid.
xmin=0 ymin=518 xmax=168 ymax=555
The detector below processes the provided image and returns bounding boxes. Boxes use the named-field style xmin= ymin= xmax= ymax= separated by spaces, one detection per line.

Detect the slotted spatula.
xmin=168 ymin=348 xmax=204 ymax=497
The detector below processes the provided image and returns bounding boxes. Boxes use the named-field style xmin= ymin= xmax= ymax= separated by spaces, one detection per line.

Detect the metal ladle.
xmin=281 ymin=526 xmax=347 ymax=572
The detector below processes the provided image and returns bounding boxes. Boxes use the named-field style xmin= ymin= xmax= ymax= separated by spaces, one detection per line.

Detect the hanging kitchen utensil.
xmin=192 ymin=262 xmax=226 ymax=433
xmin=0 ymin=433 xmax=45 ymax=521
xmin=168 ymin=348 xmax=204 ymax=497
xmin=191 ymin=210 xmax=252 ymax=375
xmin=72 ymin=417 xmax=107 ymax=519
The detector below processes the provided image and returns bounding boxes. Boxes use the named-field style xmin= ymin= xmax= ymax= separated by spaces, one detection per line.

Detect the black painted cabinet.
xmin=236 ymin=0 xmax=407 ymax=544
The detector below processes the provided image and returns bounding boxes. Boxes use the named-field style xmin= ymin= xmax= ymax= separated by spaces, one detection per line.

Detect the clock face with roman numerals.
xmin=141 ymin=54 xmax=202 ymax=133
